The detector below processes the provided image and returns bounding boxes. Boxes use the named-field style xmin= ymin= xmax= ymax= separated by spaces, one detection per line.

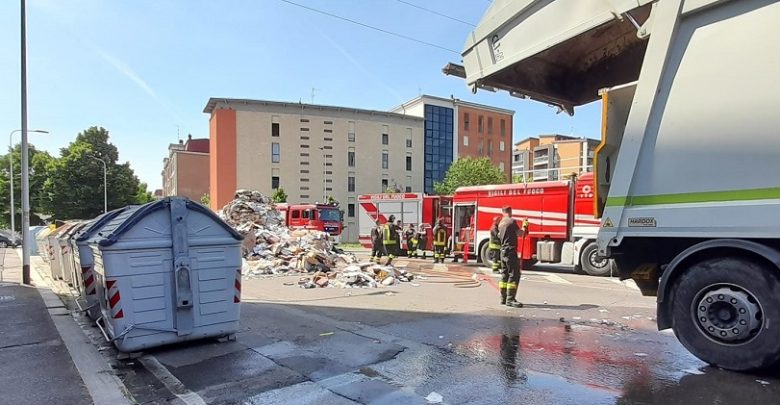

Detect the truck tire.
xmin=580 ymin=243 xmax=611 ymax=276
xmin=670 ymin=257 xmax=780 ymax=371
xmin=480 ymin=242 xmax=493 ymax=267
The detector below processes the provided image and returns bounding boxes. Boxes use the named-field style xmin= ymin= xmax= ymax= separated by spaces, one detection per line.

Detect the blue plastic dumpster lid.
xmin=93 ymin=197 xmax=242 ymax=247
xmin=75 ymin=206 xmax=134 ymax=243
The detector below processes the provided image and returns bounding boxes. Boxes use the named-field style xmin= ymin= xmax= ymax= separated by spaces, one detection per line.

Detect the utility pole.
xmin=20 ymin=0 xmax=31 ymax=284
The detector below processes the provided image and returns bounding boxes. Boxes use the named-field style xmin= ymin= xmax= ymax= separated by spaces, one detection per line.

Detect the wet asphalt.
xmin=98 ymin=258 xmax=780 ymax=404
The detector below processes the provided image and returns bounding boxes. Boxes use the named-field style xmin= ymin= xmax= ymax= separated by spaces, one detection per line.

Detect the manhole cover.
xmin=0 ymin=295 xmax=16 ymax=303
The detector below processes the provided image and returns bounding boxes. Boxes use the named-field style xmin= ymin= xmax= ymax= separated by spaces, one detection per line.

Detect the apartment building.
xmin=512 ymin=134 xmax=599 ymax=182
xmin=392 ymin=95 xmax=514 ymax=193
xmin=204 ymin=98 xmax=425 ymax=242
xmin=161 ymin=135 xmax=210 ymax=200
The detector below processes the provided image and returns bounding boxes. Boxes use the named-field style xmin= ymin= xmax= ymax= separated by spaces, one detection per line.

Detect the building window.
xmin=348 ymin=121 xmax=355 ymax=142
xmin=301 ymin=186 xmax=309 ymax=190
xmin=487 ymin=117 xmax=493 ymax=134
xmin=406 ymin=128 xmax=412 ymax=148
xmin=348 ymin=204 xmax=355 ymax=217
xmin=300 ymin=118 xmax=309 ymax=123
xmin=325 ymin=154 xmax=333 ymax=158
xmin=300 ymin=169 xmax=309 ymax=173
xmin=478 ymin=116 xmax=484 ymax=133
xmin=300 ymin=136 xmax=310 ymax=140
xmin=488 ymin=140 xmax=493 ymax=156
xmin=300 ymin=152 xmax=310 ymax=157
xmin=324 ymin=137 xmax=333 ymax=141
xmin=382 ymin=151 xmax=389 ymax=169
xmin=325 ymin=162 xmax=333 ymax=166
xmin=348 ymin=132 xmax=355 ymax=142
xmin=348 ymin=150 xmax=355 ymax=167
xmin=381 ymin=179 xmax=388 ymax=190
xmin=300 ymin=194 xmax=310 ymax=199
xmin=325 ymin=170 xmax=333 ymax=174
xmin=423 ymin=104 xmax=454 ymax=194
xmin=464 ymin=113 xmax=470 ymax=130
xmin=323 ymin=146 xmax=333 ymax=150
xmin=382 ymin=133 xmax=389 ymax=145
xmin=326 ymin=187 xmax=333 ymax=191
xmin=500 ymin=119 xmax=506 ymax=137
xmin=406 ymin=155 xmax=412 ymax=171
xmin=301 ymin=144 xmax=309 ymax=148
xmin=300 ymin=178 xmax=310 ymax=182
xmin=348 ymin=176 xmax=355 ymax=192
xmin=500 ymin=141 xmax=505 ymax=152
xmin=405 ymin=186 xmax=412 ymax=192
xmin=324 ymin=129 xmax=333 ymax=133
xmin=301 ymin=161 xmax=310 ymax=165
xmin=271 ymin=176 xmax=279 ymax=189
xmin=300 ymin=128 xmax=309 ymax=132
xmin=463 ymin=136 xmax=469 ymax=146
xmin=325 ymin=179 xmax=333 ymax=183
xmin=478 ymin=140 xmax=483 ymax=155
xmin=272 ymin=142 xmax=280 ymax=163
xmin=325 ymin=120 xmax=333 ymax=125
xmin=499 ymin=162 xmax=505 ymax=172
xmin=272 ymin=116 xmax=280 ymax=137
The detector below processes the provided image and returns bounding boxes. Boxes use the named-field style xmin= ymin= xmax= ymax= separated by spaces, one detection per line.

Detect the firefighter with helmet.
xmin=432 ymin=218 xmax=447 ymax=263
xmin=498 ymin=206 xmax=529 ymax=308
xmin=370 ymin=219 xmax=384 ymax=263
xmin=488 ymin=216 xmax=502 ymax=273
xmin=415 ymin=223 xmax=428 ymax=259
xmin=404 ymin=223 xmax=417 ymax=257
xmin=383 ymin=215 xmax=399 ymax=264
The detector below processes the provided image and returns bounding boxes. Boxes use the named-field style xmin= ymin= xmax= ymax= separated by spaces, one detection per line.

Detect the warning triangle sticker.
xmin=603 ymin=218 xmax=614 ymax=228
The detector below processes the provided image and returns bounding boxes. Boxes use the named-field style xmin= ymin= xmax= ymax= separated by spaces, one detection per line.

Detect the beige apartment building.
xmin=512 ymin=134 xmax=599 ymax=182
xmin=161 ymin=135 xmax=210 ymax=201
xmin=204 ymin=98 xmax=425 ymax=242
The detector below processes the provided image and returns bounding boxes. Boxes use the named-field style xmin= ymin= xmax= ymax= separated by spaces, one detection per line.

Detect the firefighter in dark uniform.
xmin=498 ymin=205 xmax=528 ymax=307
xmin=489 ymin=216 xmax=502 ymax=273
xmin=370 ymin=219 xmax=384 ymax=263
xmin=416 ymin=223 xmax=428 ymax=259
xmin=383 ymin=215 xmax=399 ymax=265
xmin=404 ymin=224 xmax=417 ymax=257
xmin=432 ymin=219 xmax=447 ymax=263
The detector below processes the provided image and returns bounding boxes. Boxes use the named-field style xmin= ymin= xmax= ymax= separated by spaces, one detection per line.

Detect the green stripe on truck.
xmin=606 ymin=187 xmax=780 ymax=207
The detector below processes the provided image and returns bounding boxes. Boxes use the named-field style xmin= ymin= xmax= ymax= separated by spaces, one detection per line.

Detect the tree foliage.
xmin=42 ymin=126 xmax=152 ymax=219
xmin=272 ymin=187 xmax=288 ymax=203
xmin=433 ymin=157 xmax=507 ymax=195
xmin=200 ymin=193 xmax=210 ymax=206
xmin=0 ymin=145 xmax=56 ymax=230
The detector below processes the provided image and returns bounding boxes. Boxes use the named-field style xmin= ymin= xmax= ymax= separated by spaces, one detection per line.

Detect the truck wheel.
xmin=580 ymin=243 xmax=611 ymax=276
xmin=479 ymin=242 xmax=493 ymax=267
xmin=671 ymin=257 xmax=780 ymax=371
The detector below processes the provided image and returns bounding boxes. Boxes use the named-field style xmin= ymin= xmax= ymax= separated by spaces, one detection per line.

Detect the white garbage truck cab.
xmin=452 ymin=0 xmax=780 ymax=371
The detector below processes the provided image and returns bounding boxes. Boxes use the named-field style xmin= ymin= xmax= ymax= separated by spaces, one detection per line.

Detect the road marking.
xmin=539 ymin=273 xmax=572 ymax=285
xmin=610 ymin=278 xmax=640 ymax=291
xmin=139 ymin=355 xmax=207 ymax=405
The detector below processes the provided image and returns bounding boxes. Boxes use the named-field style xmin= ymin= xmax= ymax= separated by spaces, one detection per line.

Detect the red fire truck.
xmin=358 ymin=193 xmax=452 ymax=252
xmin=451 ymin=173 xmax=613 ymax=276
xmin=276 ymin=203 xmax=343 ymax=242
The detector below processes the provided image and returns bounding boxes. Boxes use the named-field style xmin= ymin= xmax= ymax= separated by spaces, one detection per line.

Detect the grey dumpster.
xmin=29 ymin=226 xmax=46 ymax=255
xmin=73 ymin=207 xmax=133 ymax=321
xmin=58 ymin=222 xmax=87 ymax=286
xmin=90 ymin=197 xmax=243 ymax=352
xmin=36 ymin=227 xmax=55 ymax=263
xmin=49 ymin=223 xmax=78 ymax=279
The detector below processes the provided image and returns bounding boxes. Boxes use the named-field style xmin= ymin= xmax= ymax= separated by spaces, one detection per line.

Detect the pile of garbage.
xmin=220 ymin=190 xmax=416 ymax=288
xmin=298 ymin=262 xmax=415 ymax=289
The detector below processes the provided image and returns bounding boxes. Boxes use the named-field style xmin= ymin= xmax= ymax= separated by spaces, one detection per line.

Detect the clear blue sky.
xmin=0 ymin=0 xmax=601 ymax=190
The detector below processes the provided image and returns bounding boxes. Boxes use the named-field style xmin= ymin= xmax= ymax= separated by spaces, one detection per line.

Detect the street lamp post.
xmin=89 ymin=156 xmax=108 ymax=214
xmin=8 ymin=129 xmax=48 ymax=234
xmin=20 ymin=0 xmax=32 ymax=284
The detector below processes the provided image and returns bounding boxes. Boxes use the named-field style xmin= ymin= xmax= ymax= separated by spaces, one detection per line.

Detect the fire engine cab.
xmin=276 ymin=203 xmax=343 ymax=242
xmin=452 ymin=173 xmax=613 ymax=276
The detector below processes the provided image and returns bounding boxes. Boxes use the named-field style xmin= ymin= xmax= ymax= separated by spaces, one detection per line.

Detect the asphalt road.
xmin=96 ymin=256 xmax=780 ymax=404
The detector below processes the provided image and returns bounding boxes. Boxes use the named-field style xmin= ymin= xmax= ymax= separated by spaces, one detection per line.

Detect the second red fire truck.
xmin=276 ymin=203 xmax=343 ymax=243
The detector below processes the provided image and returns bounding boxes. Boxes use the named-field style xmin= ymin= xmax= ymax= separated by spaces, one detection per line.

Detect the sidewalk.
xmin=0 ymin=250 xmax=92 ymax=404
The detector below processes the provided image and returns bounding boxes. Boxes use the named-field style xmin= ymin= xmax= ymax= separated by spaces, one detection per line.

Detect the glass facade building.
xmin=423 ymin=105 xmax=453 ymax=194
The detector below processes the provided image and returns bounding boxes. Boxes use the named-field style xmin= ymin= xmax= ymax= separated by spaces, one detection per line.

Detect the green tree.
xmin=0 ymin=144 xmax=57 ymax=230
xmin=200 ymin=193 xmax=210 ymax=206
xmin=272 ymin=187 xmax=288 ymax=203
xmin=513 ymin=173 xmax=533 ymax=184
xmin=43 ymin=126 xmax=151 ymax=219
xmin=433 ymin=157 xmax=507 ymax=195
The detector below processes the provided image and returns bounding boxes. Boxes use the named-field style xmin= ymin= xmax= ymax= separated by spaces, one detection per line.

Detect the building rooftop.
xmin=392 ymin=94 xmax=515 ymax=116
xmin=203 ymin=98 xmax=424 ymax=121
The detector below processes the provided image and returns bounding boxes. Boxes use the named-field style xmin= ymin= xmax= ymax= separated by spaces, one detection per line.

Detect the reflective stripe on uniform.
xmin=498 ymin=281 xmax=507 ymax=288
xmin=507 ymin=282 xmax=517 ymax=288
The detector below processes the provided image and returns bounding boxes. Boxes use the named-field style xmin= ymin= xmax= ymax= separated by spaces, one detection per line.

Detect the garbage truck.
xmin=450 ymin=0 xmax=780 ymax=371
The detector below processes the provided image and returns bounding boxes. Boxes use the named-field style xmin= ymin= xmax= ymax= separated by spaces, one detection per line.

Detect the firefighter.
xmin=370 ymin=219 xmax=384 ymax=263
xmin=395 ymin=219 xmax=403 ymax=256
xmin=432 ymin=219 xmax=447 ymax=263
xmin=383 ymin=215 xmax=399 ymax=264
xmin=489 ymin=216 xmax=502 ymax=274
xmin=416 ymin=223 xmax=428 ymax=259
xmin=498 ymin=206 xmax=528 ymax=308
xmin=403 ymin=223 xmax=417 ymax=257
